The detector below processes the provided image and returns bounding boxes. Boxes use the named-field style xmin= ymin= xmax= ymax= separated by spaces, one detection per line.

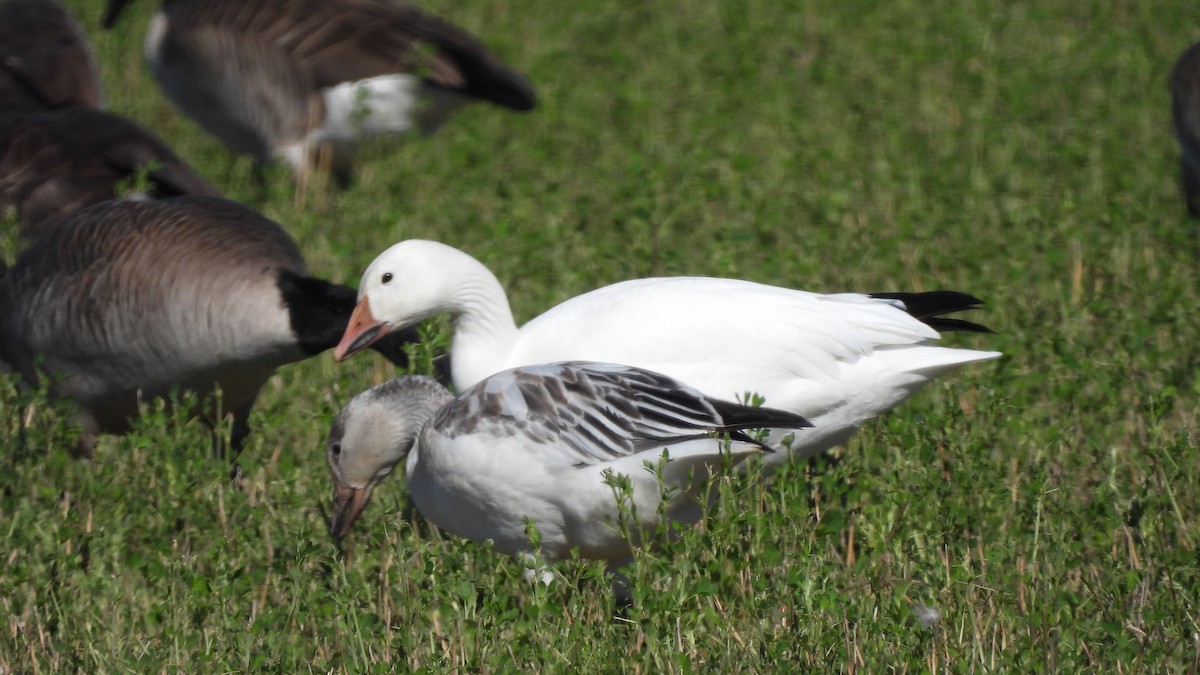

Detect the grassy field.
xmin=2 ymin=0 xmax=1199 ymax=670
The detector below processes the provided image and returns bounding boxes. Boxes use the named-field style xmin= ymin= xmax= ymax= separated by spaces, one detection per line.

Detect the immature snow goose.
xmin=334 ymin=240 xmax=1002 ymax=473
xmin=0 ymin=0 xmax=101 ymax=112
xmin=0 ymin=196 xmax=423 ymax=458
xmin=1171 ymin=41 xmax=1200 ymax=216
xmin=0 ymin=106 xmax=220 ymax=236
xmin=327 ymin=362 xmax=811 ymax=595
xmin=101 ymin=0 xmax=537 ymax=184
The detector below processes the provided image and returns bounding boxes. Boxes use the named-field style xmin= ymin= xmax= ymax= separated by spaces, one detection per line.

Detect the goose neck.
xmin=446 ymin=268 xmax=519 ymax=388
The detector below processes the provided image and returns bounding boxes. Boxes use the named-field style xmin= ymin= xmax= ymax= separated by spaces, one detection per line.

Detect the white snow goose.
xmin=0 ymin=196 xmax=424 ymax=459
xmin=0 ymin=0 xmax=101 ymax=112
xmin=326 ymin=361 xmax=811 ymax=594
xmin=333 ymin=240 xmax=1003 ymax=473
xmin=101 ymin=0 xmax=537 ymax=185
xmin=0 ymin=106 xmax=220 ymax=236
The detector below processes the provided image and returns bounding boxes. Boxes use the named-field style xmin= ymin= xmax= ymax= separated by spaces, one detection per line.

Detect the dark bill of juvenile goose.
xmin=0 ymin=106 xmax=220 ymax=236
xmin=0 ymin=0 xmax=101 ymax=112
xmin=101 ymin=0 xmax=538 ymax=185
xmin=0 ymin=196 xmax=429 ymax=459
xmin=326 ymin=362 xmax=812 ymax=562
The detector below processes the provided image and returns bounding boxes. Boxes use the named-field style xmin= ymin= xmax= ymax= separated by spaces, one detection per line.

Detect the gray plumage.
xmin=102 ymin=0 xmax=537 ymax=183
xmin=326 ymin=362 xmax=812 ymax=544
xmin=0 ymin=0 xmax=101 ymax=112
xmin=0 ymin=196 xmax=421 ymax=458
xmin=0 ymin=106 xmax=221 ymax=236
xmin=432 ymin=362 xmax=812 ymax=463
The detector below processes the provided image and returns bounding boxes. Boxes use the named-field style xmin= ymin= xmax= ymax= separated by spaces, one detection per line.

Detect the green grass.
xmin=3 ymin=0 xmax=1199 ymax=670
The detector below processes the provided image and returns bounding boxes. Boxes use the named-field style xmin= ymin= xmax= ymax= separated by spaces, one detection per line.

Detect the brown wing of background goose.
xmin=0 ymin=0 xmax=102 ymax=111
xmin=102 ymin=0 xmax=536 ymax=183
xmin=0 ymin=196 xmax=427 ymax=460
xmin=0 ymin=106 xmax=221 ymax=237
xmin=154 ymin=0 xmax=537 ymax=109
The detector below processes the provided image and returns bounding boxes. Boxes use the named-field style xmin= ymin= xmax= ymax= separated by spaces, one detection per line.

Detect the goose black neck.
xmin=277 ymin=269 xmax=419 ymax=367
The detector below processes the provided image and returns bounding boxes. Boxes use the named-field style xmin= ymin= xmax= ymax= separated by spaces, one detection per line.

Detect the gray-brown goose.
xmin=1172 ymin=42 xmax=1200 ymax=216
xmin=101 ymin=0 xmax=537 ymax=184
xmin=0 ymin=196 xmax=427 ymax=459
xmin=0 ymin=106 xmax=221 ymax=236
xmin=0 ymin=0 xmax=101 ymax=111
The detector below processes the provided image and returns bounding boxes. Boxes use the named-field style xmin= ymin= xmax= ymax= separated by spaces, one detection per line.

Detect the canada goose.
xmin=101 ymin=0 xmax=537 ymax=185
xmin=0 ymin=106 xmax=220 ymax=236
xmin=326 ymin=362 xmax=810 ymax=598
xmin=0 ymin=196 xmax=427 ymax=459
xmin=334 ymin=240 xmax=1000 ymax=474
xmin=0 ymin=0 xmax=101 ymax=111
xmin=1171 ymin=41 xmax=1200 ymax=216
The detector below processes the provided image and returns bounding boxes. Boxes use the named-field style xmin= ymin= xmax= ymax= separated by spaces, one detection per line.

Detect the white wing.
xmin=516 ymin=279 xmax=938 ymax=381
xmin=507 ymin=278 xmax=1000 ymax=420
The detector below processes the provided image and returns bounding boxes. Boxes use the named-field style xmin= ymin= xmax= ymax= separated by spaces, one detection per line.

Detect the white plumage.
xmin=334 ymin=240 xmax=1002 ymax=472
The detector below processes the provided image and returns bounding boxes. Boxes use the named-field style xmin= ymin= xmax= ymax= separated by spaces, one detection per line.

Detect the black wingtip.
xmin=431 ymin=67 xmax=537 ymax=111
xmin=923 ymin=317 xmax=995 ymax=334
xmin=430 ymin=37 xmax=537 ymax=111
xmin=870 ymin=290 xmax=995 ymax=334
xmin=486 ymin=70 xmax=538 ymax=111
xmin=707 ymin=398 xmax=813 ymax=434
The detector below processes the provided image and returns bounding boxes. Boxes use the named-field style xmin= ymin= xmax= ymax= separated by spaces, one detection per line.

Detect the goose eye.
xmin=331 ymin=443 xmax=342 ymax=458
xmin=381 ymin=272 xmax=393 ymax=285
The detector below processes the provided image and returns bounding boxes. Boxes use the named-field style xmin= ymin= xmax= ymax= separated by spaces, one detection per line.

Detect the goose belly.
xmin=71 ymin=364 xmax=280 ymax=436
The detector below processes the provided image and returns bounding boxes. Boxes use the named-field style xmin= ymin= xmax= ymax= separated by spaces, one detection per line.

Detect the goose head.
xmin=334 ymin=240 xmax=490 ymax=361
xmin=327 ymin=375 xmax=453 ymax=542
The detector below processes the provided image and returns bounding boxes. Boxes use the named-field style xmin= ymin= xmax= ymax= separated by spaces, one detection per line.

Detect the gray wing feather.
xmin=432 ymin=362 xmax=750 ymax=467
